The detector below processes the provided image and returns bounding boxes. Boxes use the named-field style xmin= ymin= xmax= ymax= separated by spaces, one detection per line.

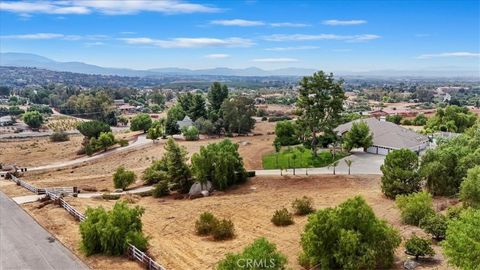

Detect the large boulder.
xmin=189 ymin=181 xmax=212 ymax=197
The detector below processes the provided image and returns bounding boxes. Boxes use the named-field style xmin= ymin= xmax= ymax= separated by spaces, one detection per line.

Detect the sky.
xmin=0 ymin=0 xmax=479 ymax=72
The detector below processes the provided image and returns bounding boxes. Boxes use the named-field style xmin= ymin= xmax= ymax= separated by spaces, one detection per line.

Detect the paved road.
xmin=0 ymin=191 xmax=89 ymax=270
xmin=255 ymin=150 xmax=385 ymax=176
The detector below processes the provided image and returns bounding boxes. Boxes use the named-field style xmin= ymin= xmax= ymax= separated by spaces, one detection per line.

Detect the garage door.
xmin=377 ymin=147 xmax=390 ymax=155
xmin=366 ymin=146 xmax=378 ymax=154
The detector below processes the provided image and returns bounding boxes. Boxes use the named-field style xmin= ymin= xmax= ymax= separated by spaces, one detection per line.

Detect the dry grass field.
xmin=20 ymin=175 xmax=451 ymax=270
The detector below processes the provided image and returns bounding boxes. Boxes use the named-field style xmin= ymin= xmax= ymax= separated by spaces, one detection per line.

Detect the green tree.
xmin=77 ymin=120 xmax=111 ymax=138
xmin=221 ymin=96 xmax=256 ymax=134
xmin=191 ymin=139 xmax=246 ymax=190
xmin=208 ymin=82 xmax=229 ymax=114
xmin=344 ymin=159 xmax=353 ymax=175
xmin=405 ymin=235 xmax=435 ymax=260
xmin=188 ymin=94 xmax=207 ymax=121
xmin=395 ymin=191 xmax=434 ymax=226
xmin=165 ymin=104 xmax=186 ymax=135
xmin=113 ymin=166 xmax=136 ymax=190
xmin=381 ymin=149 xmax=421 ymax=199
xmin=79 ymin=201 xmax=148 ymax=256
xmin=425 ymin=105 xmax=477 ymax=133
xmin=443 ymin=209 xmax=480 ymax=270
xmin=460 ymin=166 xmax=480 ymax=208
xmin=96 ymin=132 xmax=115 ymax=152
xmin=163 ymin=138 xmax=192 ymax=193
xmin=149 ymin=104 xmax=161 ymax=113
xmin=23 ymin=111 xmax=44 ymax=129
xmin=146 ymin=121 xmax=163 ymax=143
xmin=296 ymin=71 xmax=346 ymax=156
xmin=8 ymin=106 xmax=24 ymax=116
xmin=342 ymin=121 xmax=373 ymax=152
xmin=194 ymin=117 xmax=215 ymax=135
xmin=217 ymin=238 xmax=287 ymax=270
xmin=178 ymin=92 xmax=194 ymax=113
xmin=300 ymin=196 xmax=401 ymax=269
xmin=130 ymin=113 xmax=152 ymax=133
xmin=420 ymin=213 xmax=447 ymax=240
xmin=420 ymin=130 xmax=480 ymax=196
xmin=274 ymin=120 xmax=299 ymax=146
xmin=386 ymin=114 xmax=403 ymax=124
xmin=413 ymin=114 xmax=427 ymax=126
xmin=149 ymin=91 xmax=165 ymax=107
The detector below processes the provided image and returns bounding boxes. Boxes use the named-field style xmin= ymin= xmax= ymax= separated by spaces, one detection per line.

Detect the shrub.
xmin=217 ymin=238 xmax=287 ymax=270
xmin=446 ymin=205 xmax=463 ymax=220
xmin=96 ymin=132 xmax=116 ymax=152
xmin=460 ymin=166 xmax=480 ymax=208
xmin=195 ymin=212 xmax=217 ymax=236
xmin=297 ymin=252 xmax=310 ymax=269
xmin=442 ymin=209 xmax=480 ymax=269
xmin=23 ymin=111 xmax=44 ymax=129
xmin=301 ymin=196 xmax=401 ymax=269
xmin=292 ymin=196 xmax=315 ymax=215
xmin=268 ymin=115 xmax=291 ymax=122
xmin=212 ymin=218 xmax=235 ymax=240
xmin=102 ymin=193 xmax=121 ymax=200
xmin=152 ymin=181 xmax=169 ymax=198
xmin=182 ymin=126 xmax=199 ymax=141
xmin=118 ymin=139 xmax=129 ymax=147
xmin=381 ymin=149 xmax=421 ymax=199
xmin=274 ymin=120 xmax=299 ymax=146
xmin=405 ymin=235 xmax=435 ymax=259
xmin=50 ymin=131 xmax=69 ymax=142
xmin=79 ymin=202 xmax=148 ymax=256
xmin=342 ymin=121 xmax=373 ymax=151
xmin=113 ymin=166 xmax=136 ymax=190
xmin=396 ymin=191 xmax=434 ymax=226
xmin=420 ymin=213 xmax=447 ymax=240
xmin=142 ymin=159 xmax=168 ymax=185
xmin=271 ymin=208 xmax=294 ymax=226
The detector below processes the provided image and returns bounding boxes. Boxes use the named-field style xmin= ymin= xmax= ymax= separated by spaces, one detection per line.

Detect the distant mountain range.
xmin=0 ymin=52 xmax=315 ymax=77
xmin=1 ymin=52 xmax=478 ymax=78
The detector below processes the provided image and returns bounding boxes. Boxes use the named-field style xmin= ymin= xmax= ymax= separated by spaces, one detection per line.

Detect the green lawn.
xmin=262 ymin=147 xmax=348 ymax=169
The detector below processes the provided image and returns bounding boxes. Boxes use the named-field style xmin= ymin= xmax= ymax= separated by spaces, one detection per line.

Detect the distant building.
xmin=177 ymin=116 xmax=193 ymax=130
xmin=118 ymin=104 xmax=136 ymax=114
xmin=335 ymin=118 xmax=429 ymax=155
xmin=114 ymin=99 xmax=126 ymax=106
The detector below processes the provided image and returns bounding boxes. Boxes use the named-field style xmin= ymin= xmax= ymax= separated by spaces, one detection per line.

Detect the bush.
xmin=113 ymin=166 xmax=136 ymax=190
xmin=381 ymin=149 xmax=421 ymax=199
xmin=292 ymin=196 xmax=315 ymax=215
xmin=212 ymin=218 xmax=235 ymax=240
xmin=152 ymin=181 xmax=169 ymax=198
xmin=195 ymin=212 xmax=217 ymax=236
xmin=442 ymin=209 xmax=480 ymax=269
xmin=396 ymin=192 xmax=434 ymax=226
xmin=301 ymin=196 xmax=401 ymax=269
xmin=405 ymin=235 xmax=435 ymax=259
xmin=80 ymin=201 xmax=148 ymax=256
xmin=23 ymin=111 xmax=44 ymax=129
xmin=274 ymin=120 xmax=299 ymax=146
xmin=50 ymin=131 xmax=69 ymax=142
xmin=118 ymin=139 xmax=129 ymax=147
xmin=102 ymin=193 xmax=121 ymax=200
xmin=271 ymin=208 xmax=294 ymax=226
xmin=268 ymin=115 xmax=291 ymax=122
xmin=182 ymin=126 xmax=199 ymax=141
xmin=217 ymin=238 xmax=287 ymax=270
xmin=460 ymin=166 xmax=480 ymax=208
xmin=420 ymin=213 xmax=447 ymax=240
xmin=446 ymin=205 xmax=463 ymax=220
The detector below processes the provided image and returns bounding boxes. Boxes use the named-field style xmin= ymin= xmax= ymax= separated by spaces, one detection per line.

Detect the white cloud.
xmin=0 ymin=0 xmax=220 ymax=15
xmin=204 ymin=54 xmax=230 ymax=59
xmin=252 ymin=58 xmax=299 ymax=63
xmin=263 ymin=34 xmax=380 ymax=42
xmin=121 ymin=37 xmax=254 ymax=48
xmin=322 ymin=19 xmax=367 ymax=26
xmin=210 ymin=19 xmax=265 ymax=26
xmin=270 ymin=22 xmax=310 ymax=27
xmin=265 ymin=46 xmax=319 ymax=51
xmin=417 ymin=52 xmax=480 ymax=59
xmin=85 ymin=41 xmax=105 ymax=47
xmin=1 ymin=33 xmax=108 ymax=41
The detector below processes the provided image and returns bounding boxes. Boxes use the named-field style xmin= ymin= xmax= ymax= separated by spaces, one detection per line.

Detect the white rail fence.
xmin=8 ymin=175 xmax=165 ymax=270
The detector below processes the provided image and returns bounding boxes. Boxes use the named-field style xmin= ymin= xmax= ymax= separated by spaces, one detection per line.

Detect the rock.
xmin=188 ymin=181 xmax=213 ymax=196
xmin=201 ymin=190 xmax=209 ymax=197
xmin=404 ymin=259 xmax=419 ymax=270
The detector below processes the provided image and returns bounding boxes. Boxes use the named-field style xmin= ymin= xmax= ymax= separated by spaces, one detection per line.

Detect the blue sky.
xmin=0 ymin=0 xmax=479 ymax=72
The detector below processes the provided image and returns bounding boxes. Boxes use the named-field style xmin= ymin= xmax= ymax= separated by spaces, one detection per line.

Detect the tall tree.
xmin=296 ymin=71 xmax=346 ymax=156
xmin=188 ymin=94 xmax=207 ymax=121
xmin=342 ymin=121 xmax=373 ymax=152
xmin=164 ymin=138 xmax=192 ymax=193
xmin=221 ymin=96 xmax=256 ymax=134
xmin=208 ymin=82 xmax=229 ymax=114
xmin=381 ymin=149 xmax=421 ymax=199
xmin=130 ymin=113 xmax=152 ymax=133
xmin=165 ymin=104 xmax=186 ymax=135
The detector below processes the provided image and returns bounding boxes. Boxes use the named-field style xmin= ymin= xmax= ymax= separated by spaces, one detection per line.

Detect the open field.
xmin=17 ymin=175 xmax=451 ymax=270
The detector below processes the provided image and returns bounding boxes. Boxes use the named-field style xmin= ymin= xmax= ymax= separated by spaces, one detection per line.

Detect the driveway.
xmin=0 ymin=191 xmax=89 ymax=270
xmin=255 ymin=149 xmax=385 ymax=176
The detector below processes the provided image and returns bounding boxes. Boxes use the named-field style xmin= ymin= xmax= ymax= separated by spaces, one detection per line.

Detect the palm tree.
xmin=329 ymin=160 xmax=340 ymax=175
xmin=344 ymin=159 xmax=353 ymax=175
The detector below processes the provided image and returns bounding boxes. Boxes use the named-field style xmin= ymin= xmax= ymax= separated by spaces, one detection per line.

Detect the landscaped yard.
xmin=262 ymin=146 xmax=348 ymax=169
